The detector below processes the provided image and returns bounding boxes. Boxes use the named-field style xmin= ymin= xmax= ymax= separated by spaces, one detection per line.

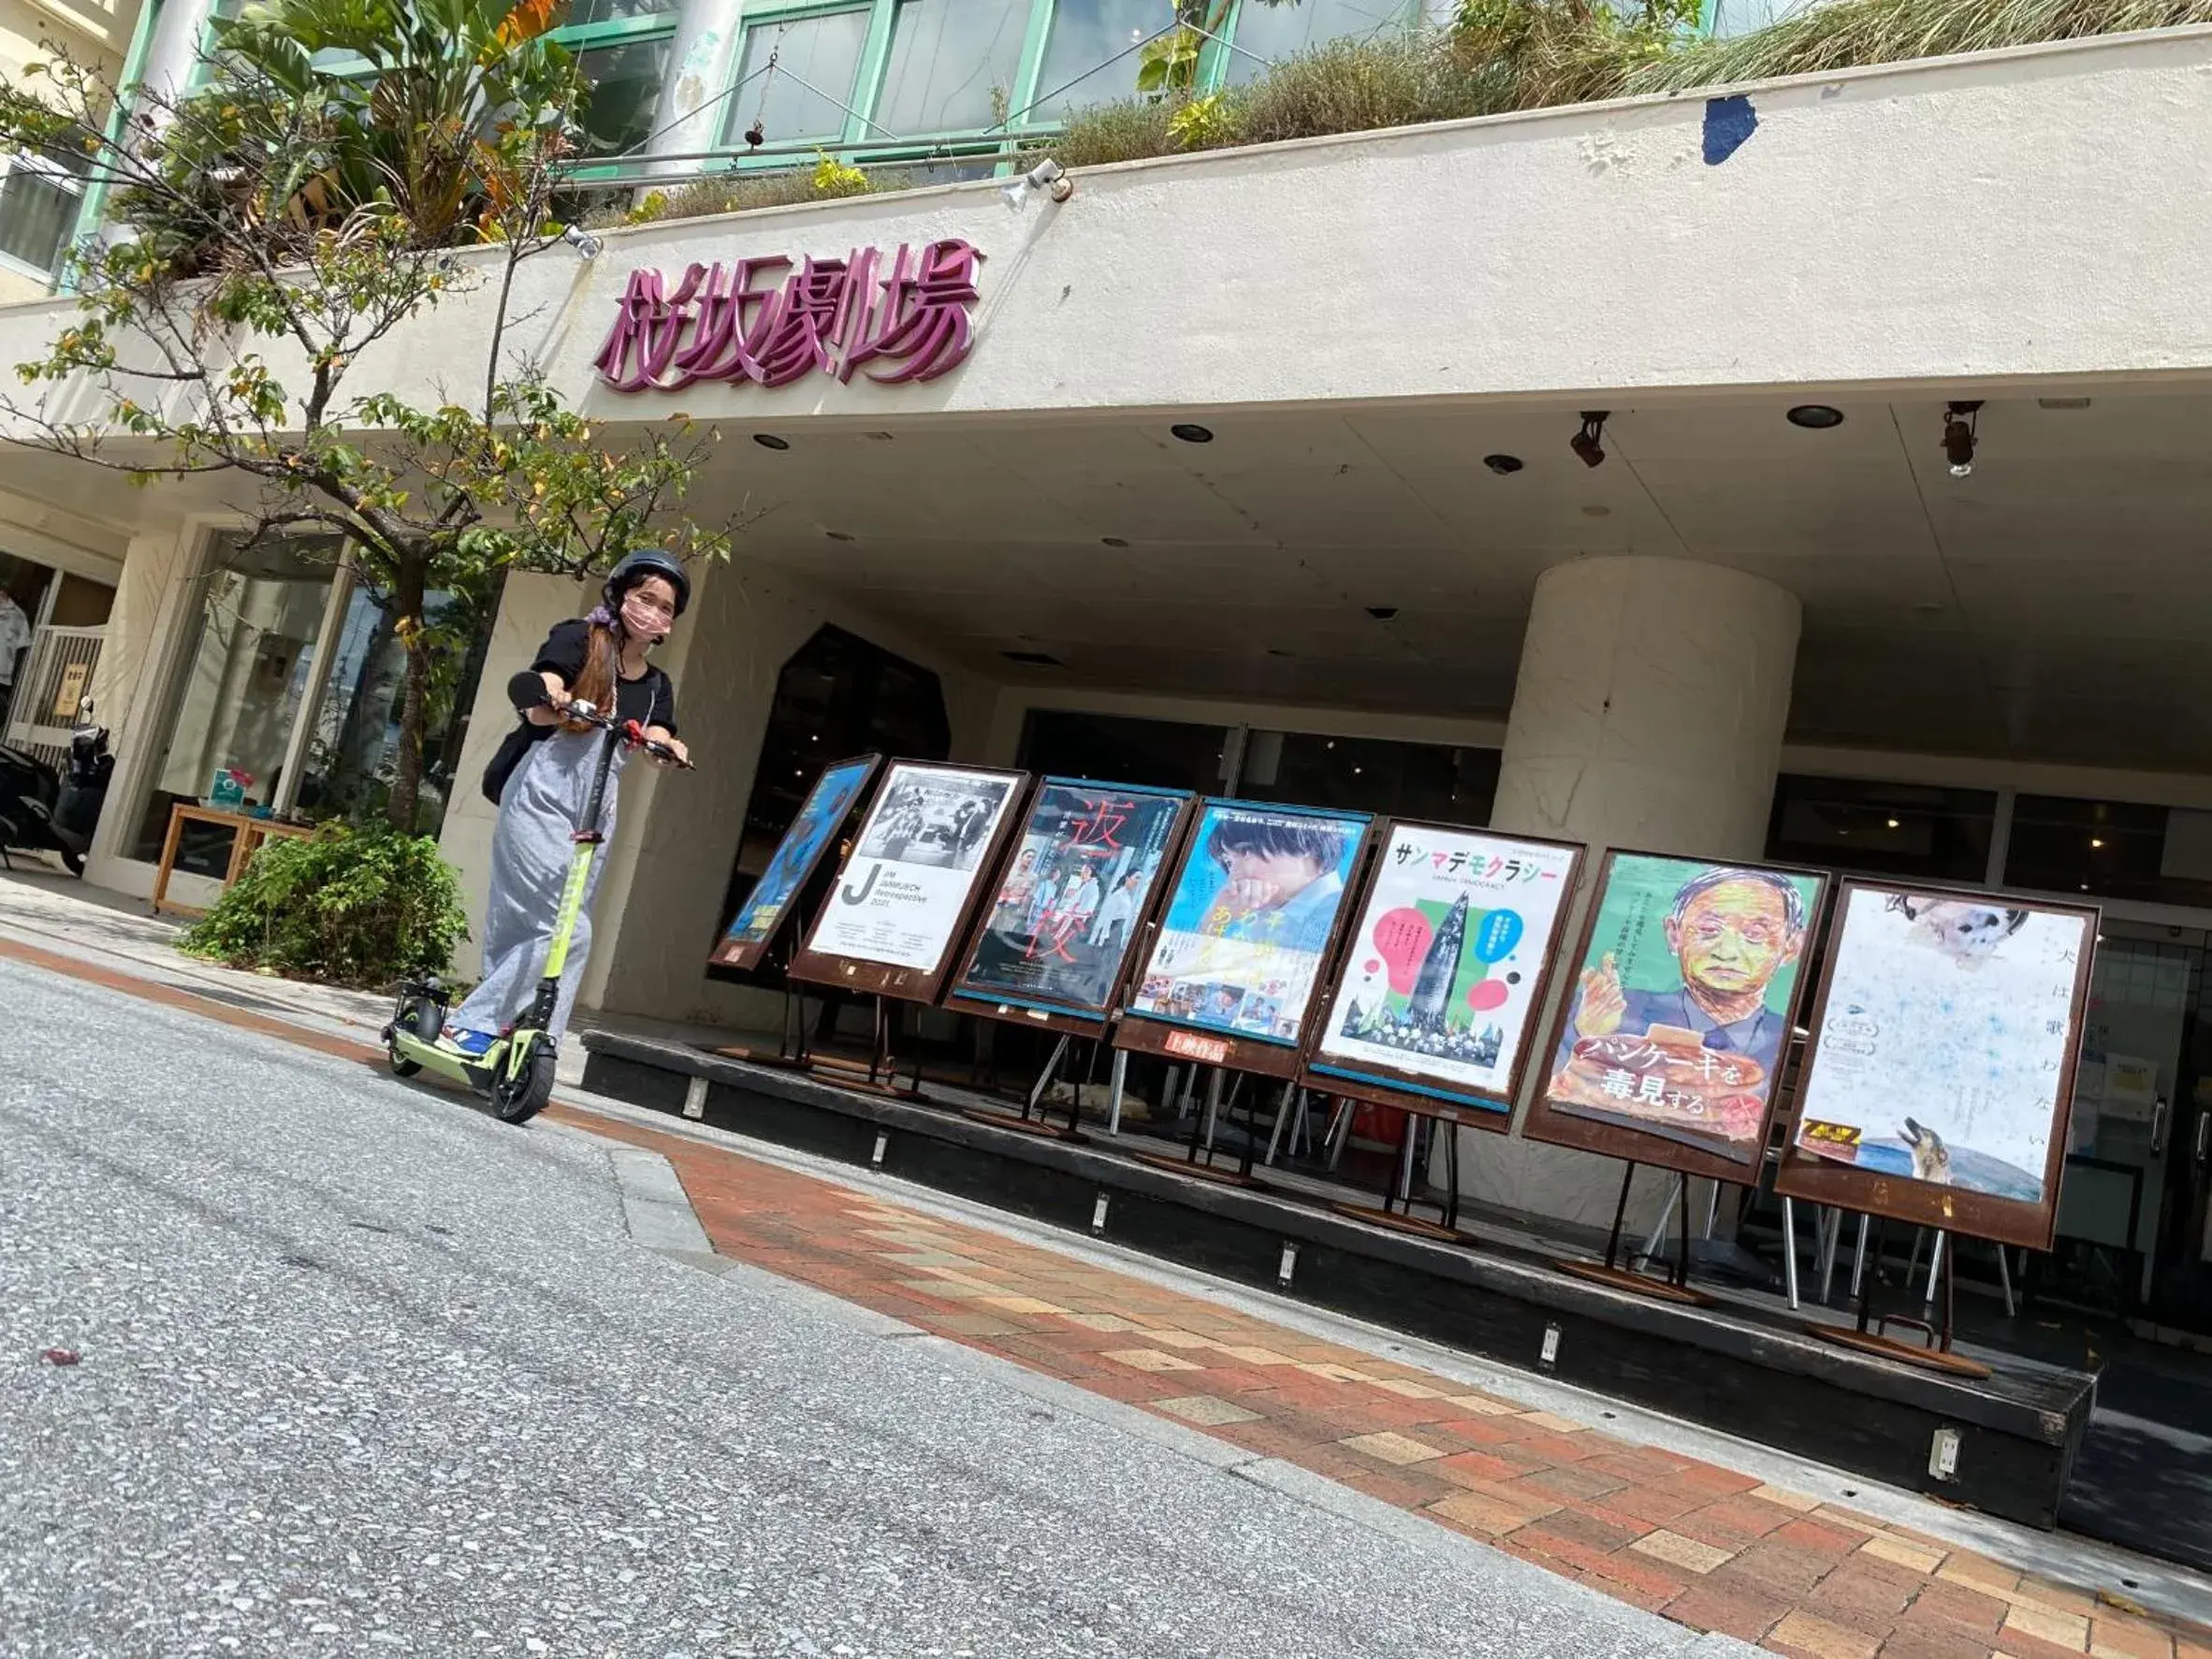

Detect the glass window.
xmin=290 ymin=579 xmax=493 ymax=834
xmin=0 ymin=148 xmax=88 ymax=278
xmin=728 ymin=8 xmax=872 ymax=148
xmin=574 ymin=36 xmax=674 ymax=160
xmin=1223 ymin=0 xmax=1409 ymax=85
xmin=1765 ymin=775 xmax=1998 ymax=883
xmin=1016 ymin=708 xmax=1232 ymax=795
xmin=130 ymin=536 xmax=340 ymax=870
xmin=2005 ymin=795 xmax=2212 ymax=909
xmin=875 ymin=0 xmax=1029 ymax=137
xmin=1034 ymin=0 xmax=1158 ymax=117
xmin=1239 ymin=731 xmax=1499 ymax=822
xmin=566 ymin=0 xmax=679 ymax=24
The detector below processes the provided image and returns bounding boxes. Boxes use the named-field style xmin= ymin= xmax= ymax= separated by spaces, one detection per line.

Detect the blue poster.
xmin=1127 ymin=799 xmax=1369 ymax=1046
xmin=712 ymin=756 xmax=876 ymax=964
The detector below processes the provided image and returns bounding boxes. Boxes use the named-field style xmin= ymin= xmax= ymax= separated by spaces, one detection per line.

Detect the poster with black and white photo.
xmin=803 ymin=764 xmax=1017 ymax=973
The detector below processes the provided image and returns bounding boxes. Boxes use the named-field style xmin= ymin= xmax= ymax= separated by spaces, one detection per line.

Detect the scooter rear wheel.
xmin=493 ymin=1042 xmax=555 ymax=1126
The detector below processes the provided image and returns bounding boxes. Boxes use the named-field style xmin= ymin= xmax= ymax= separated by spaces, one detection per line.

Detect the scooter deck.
xmin=388 ymin=1030 xmax=502 ymax=1091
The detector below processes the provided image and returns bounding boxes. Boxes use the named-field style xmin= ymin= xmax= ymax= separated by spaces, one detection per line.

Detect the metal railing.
xmin=4 ymin=623 xmax=104 ymax=770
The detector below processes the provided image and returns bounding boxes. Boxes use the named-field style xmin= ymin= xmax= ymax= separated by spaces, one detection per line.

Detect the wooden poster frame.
xmin=1523 ymin=848 xmax=1835 ymax=1185
xmin=1297 ymin=821 xmax=1586 ymax=1134
xmin=1773 ymin=880 xmax=2100 ymax=1253
xmin=1113 ymin=798 xmax=1376 ymax=1084
xmin=786 ymin=763 xmax=1034 ymax=1008
xmin=708 ymin=752 xmax=882 ymax=974
xmin=945 ymin=780 xmax=1200 ymax=1042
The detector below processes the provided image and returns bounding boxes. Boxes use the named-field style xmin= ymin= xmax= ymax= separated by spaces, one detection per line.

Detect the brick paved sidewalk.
xmin=563 ymin=1105 xmax=2211 ymax=1659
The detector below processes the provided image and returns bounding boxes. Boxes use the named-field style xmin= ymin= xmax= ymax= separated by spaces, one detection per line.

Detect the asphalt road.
xmin=0 ymin=960 xmax=1745 ymax=1659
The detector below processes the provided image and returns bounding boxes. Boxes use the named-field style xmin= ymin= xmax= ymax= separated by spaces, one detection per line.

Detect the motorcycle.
xmin=0 ymin=700 xmax=112 ymax=877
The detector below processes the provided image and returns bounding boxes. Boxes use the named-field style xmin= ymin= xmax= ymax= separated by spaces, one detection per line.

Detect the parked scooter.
xmin=0 ymin=698 xmax=109 ymax=876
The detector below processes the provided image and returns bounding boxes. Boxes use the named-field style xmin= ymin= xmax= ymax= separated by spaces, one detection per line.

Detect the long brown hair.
xmin=562 ymin=619 xmax=621 ymax=732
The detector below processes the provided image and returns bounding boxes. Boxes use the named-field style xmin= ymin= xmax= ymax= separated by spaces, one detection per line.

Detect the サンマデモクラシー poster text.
xmin=1127 ymin=801 xmax=1368 ymax=1045
xmin=1312 ymin=826 xmax=1579 ymax=1111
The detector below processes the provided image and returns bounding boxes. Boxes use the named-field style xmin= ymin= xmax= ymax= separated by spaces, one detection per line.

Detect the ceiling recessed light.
xmin=1365 ymin=605 xmax=1398 ymax=620
xmin=824 ymin=531 xmax=854 ymax=542
xmin=1101 ymin=536 xmax=1129 ymax=547
xmin=1483 ymin=454 xmax=1524 ymax=475
xmin=1885 ymin=818 xmax=1899 ymax=828
xmin=1000 ymin=649 xmax=1064 ymax=668
xmin=1267 ymin=648 xmax=1294 ymax=658
xmin=864 ymin=430 xmax=896 ymax=441
xmin=752 ymin=433 xmax=790 ymax=451
xmin=1170 ymin=422 xmax=1214 ymax=444
xmin=2037 ymin=397 xmax=2091 ymax=411
xmin=1581 ymin=504 xmax=1610 ymax=518
xmin=1912 ymin=601 xmax=1944 ymax=614
xmin=1786 ymin=405 xmax=1845 ymax=429
xmin=2091 ymin=837 xmax=2104 ymax=849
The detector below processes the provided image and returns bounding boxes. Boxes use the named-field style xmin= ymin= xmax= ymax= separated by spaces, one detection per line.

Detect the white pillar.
xmin=642 ymin=0 xmax=749 ymax=182
xmin=138 ymin=0 xmax=219 ymax=109
xmin=1464 ymin=556 xmax=1802 ymax=1232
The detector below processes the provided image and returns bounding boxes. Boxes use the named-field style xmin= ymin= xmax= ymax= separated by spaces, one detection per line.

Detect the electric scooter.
xmin=380 ymin=695 xmax=691 ymax=1125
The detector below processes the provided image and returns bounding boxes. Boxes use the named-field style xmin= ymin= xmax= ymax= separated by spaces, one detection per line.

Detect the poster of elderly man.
xmin=1531 ymin=851 xmax=1830 ymax=1169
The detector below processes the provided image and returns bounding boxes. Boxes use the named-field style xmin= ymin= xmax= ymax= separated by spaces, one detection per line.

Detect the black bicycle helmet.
xmin=604 ymin=548 xmax=691 ymax=617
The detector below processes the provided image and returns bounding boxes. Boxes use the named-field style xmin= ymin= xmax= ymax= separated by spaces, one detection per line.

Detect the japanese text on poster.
xmin=1795 ymin=889 xmax=2089 ymax=1204
xmin=1313 ymin=827 xmax=1577 ymax=1108
xmin=958 ymin=781 xmax=1187 ymax=1017
xmin=1546 ymin=855 xmax=1821 ymax=1162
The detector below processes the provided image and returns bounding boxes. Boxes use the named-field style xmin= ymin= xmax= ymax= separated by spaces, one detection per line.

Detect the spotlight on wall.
xmin=1483 ymin=453 xmax=1524 ymax=475
xmin=1943 ymin=400 xmax=1982 ymax=477
xmin=560 ymin=223 xmax=604 ymax=260
xmin=1570 ymin=412 xmax=1609 ymax=469
xmin=1002 ymin=157 xmax=1074 ymax=211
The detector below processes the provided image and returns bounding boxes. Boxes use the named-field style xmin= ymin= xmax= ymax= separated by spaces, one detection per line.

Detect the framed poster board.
xmin=787 ymin=762 xmax=1029 ymax=1005
xmin=1301 ymin=822 xmax=1583 ymax=1128
xmin=1775 ymin=882 xmax=2099 ymax=1251
xmin=708 ymin=752 xmax=881 ymax=972
xmin=948 ymin=779 xmax=1195 ymax=1038
xmin=1527 ymin=850 xmax=1831 ymax=1183
xmin=1114 ymin=798 xmax=1372 ymax=1080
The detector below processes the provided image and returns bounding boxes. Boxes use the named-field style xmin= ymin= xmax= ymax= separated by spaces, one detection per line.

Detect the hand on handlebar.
xmin=622 ymin=720 xmax=692 ymax=768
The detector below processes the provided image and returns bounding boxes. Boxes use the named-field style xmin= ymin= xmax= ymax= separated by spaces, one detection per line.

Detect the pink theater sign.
xmin=593 ymin=238 xmax=982 ymax=393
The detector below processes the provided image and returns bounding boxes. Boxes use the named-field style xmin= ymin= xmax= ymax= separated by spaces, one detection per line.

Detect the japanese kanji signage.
xmin=1776 ymin=882 xmax=2098 ymax=1250
xmin=952 ymin=779 xmax=1190 ymax=1024
xmin=594 ymin=238 xmax=983 ymax=393
xmin=1534 ymin=851 xmax=1829 ymax=1169
xmin=1307 ymin=823 xmax=1582 ymax=1119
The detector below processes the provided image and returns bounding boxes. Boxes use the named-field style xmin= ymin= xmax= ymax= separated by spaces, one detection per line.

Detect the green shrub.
xmin=182 ymin=824 xmax=469 ymax=990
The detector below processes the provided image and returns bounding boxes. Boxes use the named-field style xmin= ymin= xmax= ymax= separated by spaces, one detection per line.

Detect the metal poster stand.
xmin=705 ymin=929 xmax=812 ymax=1071
xmin=808 ymin=994 xmax=927 ymax=1101
xmin=1555 ymin=1161 xmax=1713 ymax=1307
xmin=1807 ymin=1215 xmax=1993 ymax=1379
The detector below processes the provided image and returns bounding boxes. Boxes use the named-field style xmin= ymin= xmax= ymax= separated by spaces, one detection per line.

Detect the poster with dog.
xmin=1792 ymin=884 xmax=2096 ymax=1207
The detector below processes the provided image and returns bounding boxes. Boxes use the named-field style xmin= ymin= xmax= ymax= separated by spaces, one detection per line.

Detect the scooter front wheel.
xmin=493 ymin=1041 xmax=555 ymax=1126
xmin=386 ymin=1041 xmax=423 ymax=1079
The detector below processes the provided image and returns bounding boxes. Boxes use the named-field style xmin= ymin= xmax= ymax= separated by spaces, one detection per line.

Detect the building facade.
xmin=7 ymin=12 xmax=2212 ymax=1333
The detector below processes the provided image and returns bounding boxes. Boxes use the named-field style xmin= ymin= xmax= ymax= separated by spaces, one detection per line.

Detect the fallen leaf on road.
xmin=39 ymin=1348 xmax=80 ymax=1366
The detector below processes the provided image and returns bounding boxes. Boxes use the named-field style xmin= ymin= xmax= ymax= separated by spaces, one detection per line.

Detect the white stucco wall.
xmin=11 ymin=27 xmax=2211 ymax=443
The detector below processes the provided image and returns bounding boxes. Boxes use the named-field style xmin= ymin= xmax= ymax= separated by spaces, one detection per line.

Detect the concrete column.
xmin=1463 ymin=556 xmax=1802 ymax=1233
xmin=642 ymin=0 xmax=749 ymax=182
xmin=138 ymin=0 xmax=219 ymax=109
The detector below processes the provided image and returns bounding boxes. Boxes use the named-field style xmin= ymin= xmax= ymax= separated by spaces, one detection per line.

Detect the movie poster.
xmin=1312 ymin=826 xmax=1579 ymax=1110
xmin=1544 ymin=854 xmax=1825 ymax=1162
xmin=1794 ymin=888 xmax=2092 ymax=1204
xmin=711 ymin=755 xmax=876 ymax=966
xmin=955 ymin=780 xmax=1188 ymax=1018
xmin=1127 ymin=800 xmax=1369 ymax=1046
xmin=804 ymin=764 xmax=1017 ymax=973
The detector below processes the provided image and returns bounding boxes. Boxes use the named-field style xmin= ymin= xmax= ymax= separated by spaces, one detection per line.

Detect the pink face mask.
xmin=620 ymin=588 xmax=677 ymax=643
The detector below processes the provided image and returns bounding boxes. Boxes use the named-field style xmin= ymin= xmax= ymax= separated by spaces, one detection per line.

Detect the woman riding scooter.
xmin=442 ymin=550 xmax=691 ymax=1056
